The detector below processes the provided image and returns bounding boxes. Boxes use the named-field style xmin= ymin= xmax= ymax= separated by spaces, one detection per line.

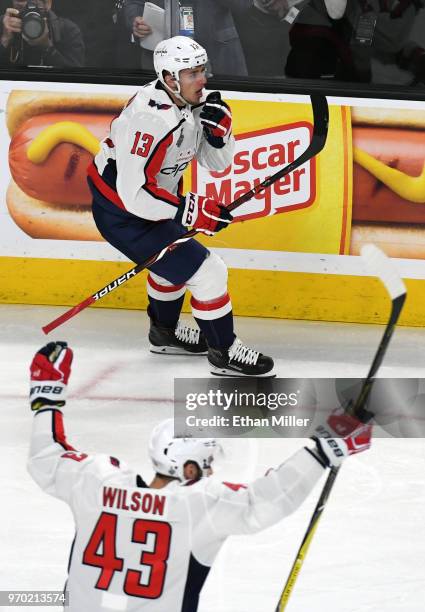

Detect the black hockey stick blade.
xmin=228 ymin=94 xmax=329 ymax=212
xmin=43 ymin=95 xmax=329 ymax=334
xmin=275 ymin=245 xmax=406 ymax=612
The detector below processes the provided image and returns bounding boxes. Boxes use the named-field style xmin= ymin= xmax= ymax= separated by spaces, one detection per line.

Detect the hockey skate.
xmin=208 ymin=338 xmax=275 ymax=377
xmin=149 ymin=319 xmax=208 ymax=355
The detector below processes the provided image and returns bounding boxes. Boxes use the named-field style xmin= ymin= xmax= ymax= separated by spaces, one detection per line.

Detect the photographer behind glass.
xmin=285 ymin=0 xmax=425 ymax=86
xmin=0 ymin=0 xmax=84 ymax=67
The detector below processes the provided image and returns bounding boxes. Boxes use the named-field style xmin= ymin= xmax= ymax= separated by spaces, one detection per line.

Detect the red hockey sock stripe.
xmin=191 ymin=293 xmax=232 ymax=321
xmin=147 ymin=275 xmax=185 ymax=293
xmin=147 ymin=274 xmax=187 ymax=302
xmin=191 ymin=293 xmax=230 ymax=311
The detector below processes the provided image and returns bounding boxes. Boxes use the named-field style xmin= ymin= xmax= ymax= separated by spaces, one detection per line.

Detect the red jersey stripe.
xmin=143 ymin=125 xmax=183 ymax=208
xmin=87 ymin=162 xmax=127 ymax=210
xmin=53 ymin=411 xmax=75 ymax=452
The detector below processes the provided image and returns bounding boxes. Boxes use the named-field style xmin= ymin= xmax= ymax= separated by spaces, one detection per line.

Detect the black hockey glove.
xmin=200 ymin=91 xmax=232 ymax=149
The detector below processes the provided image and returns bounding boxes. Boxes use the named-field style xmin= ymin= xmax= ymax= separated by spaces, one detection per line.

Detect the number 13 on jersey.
xmin=83 ymin=512 xmax=172 ymax=599
xmin=130 ymin=132 xmax=154 ymax=157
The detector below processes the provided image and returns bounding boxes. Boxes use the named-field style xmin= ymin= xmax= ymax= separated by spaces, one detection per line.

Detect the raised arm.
xmin=195 ymin=91 xmax=235 ymax=172
xmin=27 ymin=342 xmax=128 ymax=505
xmin=204 ymin=425 xmax=372 ymax=538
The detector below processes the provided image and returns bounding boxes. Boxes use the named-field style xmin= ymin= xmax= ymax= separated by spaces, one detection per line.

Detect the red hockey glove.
xmin=343 ymin=422 xmax=373 ymax=455
xmin=309 ymin=403 xmax=373 ymax=468
xmin=200 ymin=91 xmax=232 ymax=148
xmin=179 ymin=192 xmax=233 ymax=235
xmin=315 ymin=401 xmax=374 ymax=438
xmin=30 ymin=341 xmax=73 ymax=411
xmin=309 ymin=423 xmax=372 ymax=469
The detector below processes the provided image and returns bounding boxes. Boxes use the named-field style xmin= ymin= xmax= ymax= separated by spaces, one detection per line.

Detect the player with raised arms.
xmin=28 ymin=342 xmax=372 ymax=611
xmin=87 ymin=35 xmax=275 ymax=377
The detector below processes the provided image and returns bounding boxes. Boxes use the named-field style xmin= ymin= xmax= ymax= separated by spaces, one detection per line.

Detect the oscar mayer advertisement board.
xmin=0 ymin=79 xmax=424 ymax=324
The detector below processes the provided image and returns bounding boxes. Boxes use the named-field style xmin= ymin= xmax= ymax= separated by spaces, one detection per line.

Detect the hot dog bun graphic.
xmin=351 ymin=106 xmax=425 ymax=258
xmin=6 ymin=90 xmax=129 ymax=240
xmin=6 ymin=91 xmax=425 ymax=257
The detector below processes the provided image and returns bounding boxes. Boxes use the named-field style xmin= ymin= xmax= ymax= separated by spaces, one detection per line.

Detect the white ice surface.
xmin=0 ymin=304 xmax=424 ymax=612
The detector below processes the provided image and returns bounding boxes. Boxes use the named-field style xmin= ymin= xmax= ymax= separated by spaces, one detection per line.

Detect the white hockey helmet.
xmin=148 ymin=419 xmax=217 ymax=481
xmin=153 ymin=36 xmax=208 ymax=96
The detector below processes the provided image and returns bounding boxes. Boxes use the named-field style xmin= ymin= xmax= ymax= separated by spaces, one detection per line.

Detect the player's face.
xmin=179 ymin=66 xmax=207 ymax=104
xmin=183 ymin=461 xmax=213 ymax=481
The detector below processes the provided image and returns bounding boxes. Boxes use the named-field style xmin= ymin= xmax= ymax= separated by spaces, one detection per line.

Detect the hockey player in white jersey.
xmin=28 ymin=342 xmax=372 ymax=612
xmin=88 ymin=36 xmax=274 ymax=377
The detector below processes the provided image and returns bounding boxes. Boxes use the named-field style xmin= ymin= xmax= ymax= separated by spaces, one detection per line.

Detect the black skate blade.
xmin=150 ymin=344 xmax=207 ymax=356
xmin=210 ymin=365 xmax=276 ymax=378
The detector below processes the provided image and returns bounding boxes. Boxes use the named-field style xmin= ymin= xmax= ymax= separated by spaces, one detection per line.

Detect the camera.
xmin=19 ymin=1 xmax=48 ymax=40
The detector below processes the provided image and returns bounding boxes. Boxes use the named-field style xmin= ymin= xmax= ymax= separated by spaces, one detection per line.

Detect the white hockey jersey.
xmin=90 ymin=80 xmax=235 ymax=221
xmin=28 ymin=408 xmax=325 ymax=612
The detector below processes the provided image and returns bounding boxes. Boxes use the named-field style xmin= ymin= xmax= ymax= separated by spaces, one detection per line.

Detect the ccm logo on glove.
xmin=178 ymin=192 xmax=233 ymax=235
xmin=185 ymin=192 xmax=197 ymax=225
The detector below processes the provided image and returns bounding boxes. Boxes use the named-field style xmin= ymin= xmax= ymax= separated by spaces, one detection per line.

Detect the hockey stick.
xmin=275 ymin=244 xmax=407 ymax=612
xmin=42 ymin=94 xmax=328 ymax=335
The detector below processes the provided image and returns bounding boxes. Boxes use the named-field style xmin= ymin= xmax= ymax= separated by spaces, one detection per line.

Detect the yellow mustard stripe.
xmin=27 ymin=122 xmax=100 ymax=163
xmin=353 ymin=146 xmax=425 ymax=203
xmin=0 ymin=257 xmax=422 ymax=326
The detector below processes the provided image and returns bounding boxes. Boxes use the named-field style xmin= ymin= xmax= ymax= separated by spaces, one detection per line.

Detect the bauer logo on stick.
xmin=93 ymin=269 xmax=138 ymax=301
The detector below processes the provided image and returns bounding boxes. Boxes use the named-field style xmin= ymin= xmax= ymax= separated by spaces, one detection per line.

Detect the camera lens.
xmin=22 ymin=11 xmax=44 ymax=40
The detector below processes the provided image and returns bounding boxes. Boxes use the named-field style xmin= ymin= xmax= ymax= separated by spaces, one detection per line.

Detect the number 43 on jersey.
xmin=83 ymin=513 xmax=172 ymax=598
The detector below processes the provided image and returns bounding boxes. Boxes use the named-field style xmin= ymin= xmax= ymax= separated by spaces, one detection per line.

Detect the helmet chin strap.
xmin=164 ymin=73 xmax=191 ymax=106
xmin=172 ymin=89 xmax=189 ymax=106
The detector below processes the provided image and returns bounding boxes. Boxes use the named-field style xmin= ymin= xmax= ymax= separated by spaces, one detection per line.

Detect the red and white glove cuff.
xmin=30 ymin=381 xmax=67 ymax=410
xmin=308 ymin=437 xmax=348 ymax=469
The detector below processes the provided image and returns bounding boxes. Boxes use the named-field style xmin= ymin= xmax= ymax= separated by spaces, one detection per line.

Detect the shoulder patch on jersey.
xmin=61 ymin=451 xmax=89 ymax=462
xmin=149 ymin=98 xmax=172 ymax=111
xmin=222 ymin=482 xmax=247 ymax=492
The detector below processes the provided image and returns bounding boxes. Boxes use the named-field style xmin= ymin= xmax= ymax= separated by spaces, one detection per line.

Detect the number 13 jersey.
xmin=90 ymin=80 xmax=234 ymax=221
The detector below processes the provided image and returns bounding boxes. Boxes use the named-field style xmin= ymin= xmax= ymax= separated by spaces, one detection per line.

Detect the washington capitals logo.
xmin=149 ymin=99 xmax=172 ymax=110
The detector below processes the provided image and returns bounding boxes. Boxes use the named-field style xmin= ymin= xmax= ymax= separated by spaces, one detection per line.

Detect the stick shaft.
xmin=275 ymin=291 xmax=406 ymax=611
